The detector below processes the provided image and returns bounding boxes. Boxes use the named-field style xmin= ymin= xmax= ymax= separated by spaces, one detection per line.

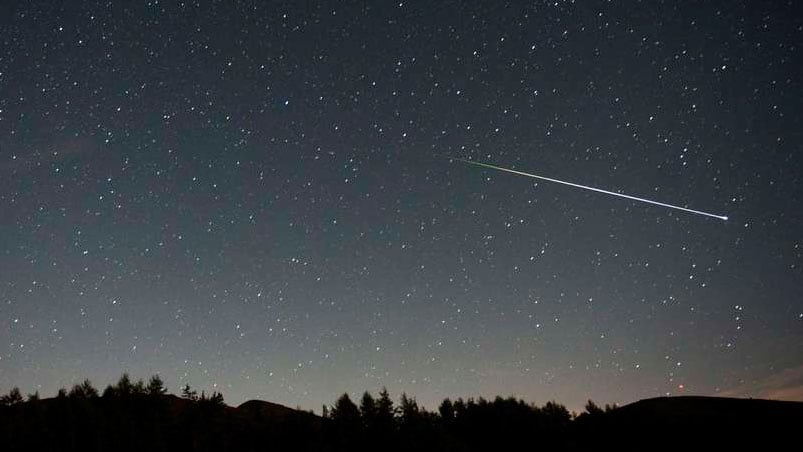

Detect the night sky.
xmin=1 ymin=1 xmax=802 ymax=413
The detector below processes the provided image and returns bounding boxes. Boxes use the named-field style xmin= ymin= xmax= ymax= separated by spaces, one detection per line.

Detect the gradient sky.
xmin=1 ymin=1 xmax=801 ymax=413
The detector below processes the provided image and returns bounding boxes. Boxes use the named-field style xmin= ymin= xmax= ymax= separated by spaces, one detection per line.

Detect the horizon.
xmin=4 ymin=371 xmax=802 ymax=416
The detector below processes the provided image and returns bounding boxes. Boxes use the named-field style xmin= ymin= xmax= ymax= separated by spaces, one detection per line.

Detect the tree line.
xmin=0 ymin=374 xmax=624 ymax=452
xmin=0 ymin=374 xmax=223 ymax=405
xmin=321 ymin=388 xmax=606 ymax=450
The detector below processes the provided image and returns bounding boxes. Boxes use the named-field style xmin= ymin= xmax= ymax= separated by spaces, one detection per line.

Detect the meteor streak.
xmin=454 ymin=158 xmax=729 ymax=221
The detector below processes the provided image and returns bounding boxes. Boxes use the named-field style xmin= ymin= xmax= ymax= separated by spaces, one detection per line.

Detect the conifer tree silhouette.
xmin=360 ymin=391 xmax=377 ymax=425
xmin=0 ymin=387 xmax=23 ymax=406
xmin=146 ymin=375 xmax=167 ymax=396
xmin=181 ymin=383 xmax=198 ymax=401
xmin=69 ymin=379 xmax=96 ymax=398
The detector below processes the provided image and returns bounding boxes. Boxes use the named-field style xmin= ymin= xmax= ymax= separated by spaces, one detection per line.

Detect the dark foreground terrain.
xmin=1 ymin=376 xmax=801 ymax=451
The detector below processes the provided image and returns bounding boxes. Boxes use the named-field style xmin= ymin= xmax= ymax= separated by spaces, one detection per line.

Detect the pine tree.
xmin=399 ymin=392 xmax=419 ymax=419
xmin=377 ymin=387 xmax=394 ymax=423
xmin=102 ymin=385 xmax=115 ymax=398
xmin=81 ymin=379 xmax=99 ymax=397
xmin=69 ymin=379 xmax=98 ymax=398
xmin=116 ymin=373 xmax=133 ymax=396
xmin=439 ymin=398 xmax=455 ymax=421
xmin=181 ymin=383 xmax=198 ymax=401
xmin=360 ymin=391 xmax=377 ymax=423
xmin=585 ymin=400 xmax=604 ymax=416
xmin=133 ymin=378 xmax=146 ymax=394
xmin=375 ymin=387 xmax=396 ymax=437
xmin=331 ymin=393 xmax=360 ymax=424
xmin=329 ymin=393 xmax=361 ymax=449
xmin=147 ymin=375 xmax=167 ymax=396
xmin=210 ymin=391 xmax=224 ymax=406
xmin=0 ymin=387 xmax=23 ymax=406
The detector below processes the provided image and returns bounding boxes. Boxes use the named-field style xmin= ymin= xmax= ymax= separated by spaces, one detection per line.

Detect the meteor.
xmin=454 ymin=158 xmax=729 ymax=221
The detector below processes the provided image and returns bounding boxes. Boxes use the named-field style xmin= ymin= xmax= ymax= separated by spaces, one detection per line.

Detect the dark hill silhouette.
xmin=616 ymin=394 xmax=803 ymax=420
xmin=237 ymin=399 xmax=312 ymax=419
xmin=1 ymin=375 xmax=801 ymax=451
xmin=574 ymin=396 xmax=803 ymax=450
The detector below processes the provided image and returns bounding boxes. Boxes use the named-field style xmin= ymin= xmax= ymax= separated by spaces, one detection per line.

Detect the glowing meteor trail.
xmin=454 ymin=158 xmax=729 ymax=221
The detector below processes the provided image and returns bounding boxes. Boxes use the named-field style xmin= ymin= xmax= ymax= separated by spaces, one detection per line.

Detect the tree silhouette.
xmin=396 ymin=392 xmax=438 ymax=450
xmin=329 ymin=393 xmax=360 ymax=449
xmin=541 ymin=399 xmax=572 ymax=446
xmin=399 ymin=392 xmax=419 ymax=419
xmin=146 ymin=375 xmax=167 ymax=396
xmin=0 ymin=387 xmax=23 ymax=406
xmin=69 ymin=379 xmax=99 ymax=398
xmin=209 ymin=391 xmax=224 ymax=406
xmin=331 ymin=393 xmax=360 ymax=424
xmin=543 ymin=400 xmax=571 ymax=424
xmin=181 ymin=383 xmax=198 ymax=401
xmin=115 ymin=373 xmax=133 ymax=396
xmin=376 ymin=387 xmax=395 ymax=429
xmin=585 ymin=399 xmax=604 ymax=416
xmin=360 ymin=391 xmax=377 ymax=423
xmin=132 ymin=378 xmax=146 ymax=395
xmin=438 ymin=398 xmax=454 ymax=421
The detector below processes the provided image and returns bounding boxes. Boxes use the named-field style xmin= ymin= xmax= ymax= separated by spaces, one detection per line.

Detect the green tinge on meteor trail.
xmin=454 ymin=158 xmax=729 ymax=221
